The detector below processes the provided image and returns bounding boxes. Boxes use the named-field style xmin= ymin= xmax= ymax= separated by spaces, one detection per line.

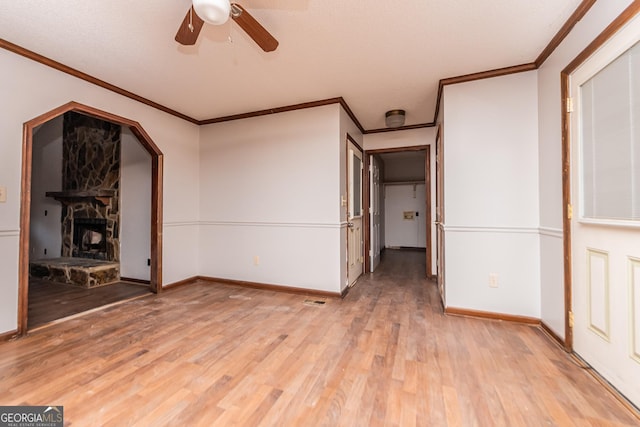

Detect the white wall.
xmin=537 ymin=0 xmax=635 ymax=338
xmin=443 ymin=71 xmax=541 ymax=317
xmin=0 ymin=48 xmax=200 ymax=334
xmin=364 ymin=128 xmax=437 ymax=274
xmin=384 ymin=183 xmax=426 ymax=248
xmin=29 ymin=116 xmax=63 ymax=259
xmin=198 ymin=104 xmax=345 ymax=293
xmin=120 ymin=127 xmax=152 ymax=281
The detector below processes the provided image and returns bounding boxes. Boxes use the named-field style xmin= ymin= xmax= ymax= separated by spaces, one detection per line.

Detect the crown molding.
xmin=535 ymin=0 xmax=597 ymax=67
xmin=0 ymin=38 xmax=199 ymax=125
xmin=197 ymin=96 xmax=365 ymax=134
xmin=364 ymin=122 xmax=435 ymax=134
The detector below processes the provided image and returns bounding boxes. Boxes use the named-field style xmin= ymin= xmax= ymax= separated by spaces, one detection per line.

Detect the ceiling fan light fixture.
xmin=192 ymin=0 xmax=231 ymax=25
xmin=385 ymin=110 xmax=406 ymax=128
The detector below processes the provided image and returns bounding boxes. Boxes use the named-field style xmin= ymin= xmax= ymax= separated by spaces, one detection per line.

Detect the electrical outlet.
xmin=489 ymin=273 xmax=499 ymax=288
xmin=0 ymin=186 xmax=6 ymax=203
xmin=254 ymin=255 xmax=259 ymax=266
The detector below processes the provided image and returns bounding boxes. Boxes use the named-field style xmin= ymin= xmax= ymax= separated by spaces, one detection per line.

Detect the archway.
xmin=18 ymin=102 xmax=163 ymax=334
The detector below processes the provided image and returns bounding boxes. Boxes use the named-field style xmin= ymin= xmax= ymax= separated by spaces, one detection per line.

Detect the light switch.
xmin=0 ymin=186 xmax=6 ymax=203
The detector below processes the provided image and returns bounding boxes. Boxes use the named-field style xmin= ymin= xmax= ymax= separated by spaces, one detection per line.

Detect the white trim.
xmin=443 ymin=225 xmax=540 ymax=235
xmin=440 ymin=225 xmax=563 ymax=237
xmin=539 ymin=227 xmax=563 ymax=238
xmin=0 ymin=229 xmax=20 ymax=237
xmin=199 ymin=221 xmax=343 ymax=229
xmin=163 ymin=221 xmax=199 ymax=228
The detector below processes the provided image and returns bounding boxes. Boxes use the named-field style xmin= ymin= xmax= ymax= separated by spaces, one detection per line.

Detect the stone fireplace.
xmin=30 ymin=111 xmax=122 ymax=288
xmin=53 ymin=111 xmax=121 ymax=262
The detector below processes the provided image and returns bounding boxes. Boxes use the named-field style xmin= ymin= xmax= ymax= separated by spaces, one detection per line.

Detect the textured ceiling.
xmin=0 ymin=0 xmax=583 ymax=129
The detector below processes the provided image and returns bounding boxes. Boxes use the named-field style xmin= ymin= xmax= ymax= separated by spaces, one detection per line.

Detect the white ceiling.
xmin=0 ymin=0 xmax=583 ymax=129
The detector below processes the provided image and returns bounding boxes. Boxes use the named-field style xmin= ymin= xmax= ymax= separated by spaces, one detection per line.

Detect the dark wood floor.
xmin=28 ymin=278 xmax=151 ymax=328
xmin=2 ymin=251 xmax=637 ymax=425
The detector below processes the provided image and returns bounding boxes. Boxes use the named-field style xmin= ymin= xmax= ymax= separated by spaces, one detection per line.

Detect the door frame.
xmin=560 ymin=3 xmax=640 ymax=351
xmin=18 ymin=101 xmax=164 ymax=335
xmin=435 ymin=125 xmax=445 ymax=306
xmin=364 ymin=145 xmax=432 ymax=278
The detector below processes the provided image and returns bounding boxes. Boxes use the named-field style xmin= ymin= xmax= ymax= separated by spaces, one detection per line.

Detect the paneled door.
xmin=347 ymin=139 xmax=364 ymax=287
xmin=570 ymin=22 xmax=640 ymax=407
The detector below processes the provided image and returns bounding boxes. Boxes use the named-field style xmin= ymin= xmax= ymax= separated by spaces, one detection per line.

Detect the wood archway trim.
xmin=18 ymin=101 xmax=164 ymax=335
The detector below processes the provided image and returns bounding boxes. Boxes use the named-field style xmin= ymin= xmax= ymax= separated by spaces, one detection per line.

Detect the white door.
xmin=347 ymin=140 xmax=364 ymax=286
xmin=370 ymin=155 xmax=382 ymax=272
xmin=570 ymin=22 xmax=640 ymax=407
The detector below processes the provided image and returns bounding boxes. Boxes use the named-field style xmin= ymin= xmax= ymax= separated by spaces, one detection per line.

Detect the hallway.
xmin=0 ymin=250 xmax=636 ymax=425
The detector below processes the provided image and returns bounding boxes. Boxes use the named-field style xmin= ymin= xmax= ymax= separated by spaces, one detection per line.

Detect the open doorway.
xmin=366 ymin=146 xmax=432 ymax=278
xmin=19 ymin=102 xmax=163 ymax=334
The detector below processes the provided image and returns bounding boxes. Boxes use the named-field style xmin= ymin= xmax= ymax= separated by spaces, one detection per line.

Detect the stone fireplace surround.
xmin=29 ymin=112 xmax=122 ymax=288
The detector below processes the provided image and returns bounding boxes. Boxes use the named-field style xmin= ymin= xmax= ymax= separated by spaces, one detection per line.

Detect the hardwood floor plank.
xmin=243 ymin=387 xmax=284 ymax=426
xmin=442 ymin=385 xmax=463 ymax=426
xmin=399 ymin=390 xmax=418 ymax=427
xmin=1 ymin=250 xmax=638 ymax=425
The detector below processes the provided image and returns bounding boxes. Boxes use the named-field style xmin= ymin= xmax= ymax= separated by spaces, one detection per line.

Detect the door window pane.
xmin=580 ymin=41 xmax=640 ymax=220
xmin=353 ymin=154 xmax=362 ymax=217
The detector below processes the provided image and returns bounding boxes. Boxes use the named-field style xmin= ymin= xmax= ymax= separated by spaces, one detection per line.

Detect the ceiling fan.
xmin=175 ymin=0 xmax=279 ymax=52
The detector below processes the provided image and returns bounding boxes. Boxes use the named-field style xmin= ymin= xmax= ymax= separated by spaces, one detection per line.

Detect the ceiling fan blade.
xmin=175 ymin=6 xmax=205 ymax=45
xmin=231 ymin=3 xmax=279 ymax=52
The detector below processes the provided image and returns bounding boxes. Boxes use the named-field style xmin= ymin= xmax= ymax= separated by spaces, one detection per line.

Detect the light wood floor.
xmin=28 ymin=278 xmax=151 ymax=328
xmin=2 ymin=250 xmax=637 ymax=426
